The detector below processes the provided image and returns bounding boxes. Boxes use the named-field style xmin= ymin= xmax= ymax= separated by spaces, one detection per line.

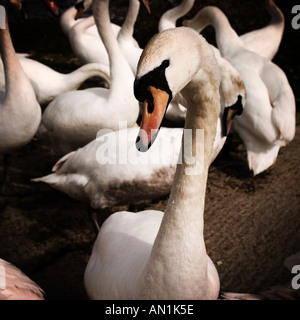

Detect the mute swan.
xmin=39 ymin=0 xmax=142 ymax=154
xmin=0 ymin=3 xmax=41 ymax=190
xmin=61 ymin=0 xmax=149 ymax=75
xmin=184 ymin=6 xmax=296 ymax=175
xmin=32 ymin=41 xmax=245 ymax=210
xmin=61 ymin=1 xmax=117 ymax=67
xmin=0 ymin=259 xmax=44 ymax=300
xmin=84 ymin=26 xmax=232 ymax=300
xmin=0 ymin=57 xmax=110 ymax=106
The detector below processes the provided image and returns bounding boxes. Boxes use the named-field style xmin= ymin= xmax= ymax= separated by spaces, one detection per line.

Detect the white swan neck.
xmin=159 ymin=0 xmax=194 ymax=31
xmin=93 ymin=0 xmax=133 ymax=91
xmin=0 ymin=15 xmax=30 ymax=99
xmin=74 ymin=15 xmax=95 ymax=32
xmin=60 ymin=6 xmax=77 ymax=35
xmin=139 ymin=75 xmax=220 ymax=298
xmin=117 ymin=0 xmax=140 ymax=40
xmin=187 ymin=6 xmax=242 ymax=54
xmin=267 ymin=0 xmax=284 ymax=23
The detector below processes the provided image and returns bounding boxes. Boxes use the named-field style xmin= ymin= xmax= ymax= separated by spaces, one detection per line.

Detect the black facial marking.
xmin=134 ymin=59 xmax=172 ymax=103
xmin=75 ymin=0 xmax=85 ymax=10
xmin=146 ymin=90 xmax=154 ymax=114
xmin=222 ymin=95 xmax=244 ymax=137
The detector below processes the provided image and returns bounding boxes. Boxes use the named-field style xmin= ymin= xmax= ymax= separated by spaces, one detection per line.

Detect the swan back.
xmin=0 ymin=259 xmax=44 ymax=300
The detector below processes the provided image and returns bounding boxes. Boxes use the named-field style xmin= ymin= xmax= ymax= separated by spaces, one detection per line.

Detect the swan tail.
xmin=0 ymin=259 xmax=44 ymax=300
xmin=32 ymin=172 xmax=89 ymax=202
xmin=247 ymin=142 xmax=280 ymax=175
xmin=261 ymin=63 xmax=296 ymax=144
xmin=271 ymin=92 xmax=296 ymax=144
xmin=51 ymin=151 xmax=76 ymax=172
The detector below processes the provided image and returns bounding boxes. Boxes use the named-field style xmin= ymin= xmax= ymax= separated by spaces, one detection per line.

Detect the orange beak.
xmin=140 ymin=0 xmax=151 ymax=14
xmin=9 ymin=0 xmax=22 ymax=10
xmin=42 ymin=0 xmax=60 ymax=16
xmin=136 ymin=86 xmax=170 ymax=152
xmin=75 ymin=1 xmax=85 ymax=20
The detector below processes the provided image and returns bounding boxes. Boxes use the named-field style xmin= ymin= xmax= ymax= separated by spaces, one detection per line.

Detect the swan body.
xmin=33 ymin=127 xmax=182 ymax=209
xmin=185 ymin=6 xmax=295 ymax=175
xmin=84 ymin=26 xmax=224 ymax=300
xmin=39 ymin=0 xmax=139 ymax=154
xmin=0 ymin=56 xmax=110 ymax=105
xmin=0 ymin=259 xmax=44 ymax=300
xmin=0 ymin=7 xmax=41 ymax=155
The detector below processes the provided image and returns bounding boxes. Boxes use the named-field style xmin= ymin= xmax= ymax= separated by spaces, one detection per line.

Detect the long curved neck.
xmin=139 ymin=68 xmax=220 ymax=299
xmin=60 ymin=5 xmax=78 ymax=35
xmin=117 ymin=0 xmax=140 ymax=40
xmin=159 ymin=0 xmax=194 ymax=31
xmin=93 ymin=0 xmax=133 ymax=93
xmin=185 ymin=6 xmax=243 ymax=56
xmin=0 ymin=13 xmax=30 ymax=102
xmin=267 ymin=0 xmax=284 ymax=24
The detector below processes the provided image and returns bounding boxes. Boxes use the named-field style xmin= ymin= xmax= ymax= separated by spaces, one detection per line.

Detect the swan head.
xmin=134 ymin=27 xmax=220 ymax=152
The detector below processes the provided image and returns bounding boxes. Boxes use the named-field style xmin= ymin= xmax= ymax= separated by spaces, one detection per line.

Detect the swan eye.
xmin=161 ymin=59 xmax=170 ymax=68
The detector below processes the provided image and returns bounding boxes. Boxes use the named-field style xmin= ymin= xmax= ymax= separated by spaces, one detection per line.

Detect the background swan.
xmin=84 ymin=26 xmax=222 ymax=299
xmin=61 ymin=2 xmax=117 ymax=66
xmin=39 ymin=0 xmax=141 ymax=154
xmin=0 ymin=56 xmax=110 ymax=106
xmin=0 ymin=2 xmax=41 ymax=190
xmin=33 ymin=127 xmax=182 ymax=209
xmin=61 ymin=0 xmax=149 ymax=76
xmin=184 ymin=6 xmax=296 ymax=175
xmin=0 ymin=259 xmax=44 ymax=300
xmin=184 ymin=0 xmax=284 ymax=61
